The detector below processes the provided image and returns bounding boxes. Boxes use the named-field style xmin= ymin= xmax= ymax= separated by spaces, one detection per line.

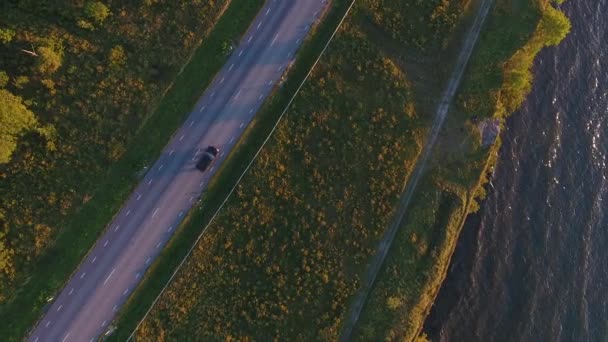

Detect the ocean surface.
xmin=424 ymin=0 xmax=608 ymax=341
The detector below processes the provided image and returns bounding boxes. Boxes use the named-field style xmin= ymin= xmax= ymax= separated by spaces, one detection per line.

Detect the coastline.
xmin=351 ymin=1 xmax=571 ymax=340
xmin=409 ymin=2 xmax=572 ymax=340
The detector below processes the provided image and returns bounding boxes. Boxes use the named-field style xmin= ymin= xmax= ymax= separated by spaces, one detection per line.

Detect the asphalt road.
xmin=29 ymin=1 xmax=328 ymax=340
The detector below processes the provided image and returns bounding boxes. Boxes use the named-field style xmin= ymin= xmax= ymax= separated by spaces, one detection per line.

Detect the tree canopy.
xmin=0 ymin=71 xmax=8 ymax=88
xmin=37 ymin=46 xmax=63 ymax=75
xmin=0 ymin=28 xmax=15 ymax=45
xmin=0 ymin=89 xmax=38 ymax=163
xmin=85 ymin=1 xmax=111 ymax=24
xmin=539 ymin=4 xmax=571 ymax=46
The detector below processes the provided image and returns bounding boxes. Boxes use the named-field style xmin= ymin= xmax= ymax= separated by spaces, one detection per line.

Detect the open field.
xmin=0 ymin=0 xmax=264 ymax=338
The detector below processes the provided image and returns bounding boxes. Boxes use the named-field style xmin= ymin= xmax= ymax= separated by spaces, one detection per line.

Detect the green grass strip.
xmin=108 ymin=1 xmax=351 ymax=339
xmin=0 ymin=0 xmax=264 ymax=339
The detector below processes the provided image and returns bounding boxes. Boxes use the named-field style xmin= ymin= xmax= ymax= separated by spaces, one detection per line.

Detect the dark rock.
xmin=478 ymin=118 xmax=500 ymax=147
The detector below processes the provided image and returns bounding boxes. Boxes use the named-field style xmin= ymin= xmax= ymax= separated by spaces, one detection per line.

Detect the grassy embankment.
xmin=353 ymin=0 xmax=571 ymax=340
xmin=0 ymin=0 xmax=264 ymax=338
xmin=126 ymin=0 xmax=478 ymax=340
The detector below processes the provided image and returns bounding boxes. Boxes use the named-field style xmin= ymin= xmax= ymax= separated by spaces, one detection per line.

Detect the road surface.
xmin=29 ymin=0 xmax=328 ymax=340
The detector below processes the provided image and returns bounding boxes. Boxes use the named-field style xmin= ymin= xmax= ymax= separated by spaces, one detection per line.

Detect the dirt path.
xmin=339 ymin=0 xmax=495 ymax=340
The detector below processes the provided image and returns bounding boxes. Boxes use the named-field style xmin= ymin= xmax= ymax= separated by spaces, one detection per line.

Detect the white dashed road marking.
xmin=103 ymin=268 xmax=116 ymax=285
xmin=57 ymin=304 xmax=63 ymax=312
xmin=69 ymin=288 xmax=74 ymax=295
xmin=179 ymin=135 xmax=184 ymax=141
xmin=199 ymin=105 xmax=206 ymax=112
xmin=156 ymin=242 xmax=162 ymax=249
xmin=189 ymin=120 xmax=194 ymax=127
xmin=113 ymin=305 xmax=118 ymax=312
xmin=80 ymin=272 xmax=86 ymax=279
xmin=148 ymin=179 xmax=153 ymax=185
xmin=297 ymin=38 xmax=301 ymax=44
xmin=230 ymin=137 xmax=235 ymax=144
xmin=34 ymin=337 xmax=39 ymax=342
xmin=45 ymin=321 xmax=51 ymax=328
xmin=146 ymin=257 xmax=151 ymax=265
xmin=167 ymin=226 xmax=173 ymax=233
xmin=248 ymin=36 xmax=253 ymax=43
xmin=136 ymin=194 xmax=141 ymax=201
xmin=179 ymin=211 xmax=184 ymax=217
xmin=249 ymin=108 xmax=254 ymax=114
xmin=271 ymin=33 xmax=280 ymax=46
xmin=257 ymin=22 xmax=262 ymax=30
xmin=234 ymin=89 xmax=241 ymax=99
xmin=240 ymin=122 xmax=245 ymax=128
xmin=239 ymin=50 xmax=244 ymax=57
xmin=92 ymin=256 xmax=97 ymax=263
xmin=258 ymin=94 xmax=264 ymax=100
xmin=114 ymin=224 xmax=120 ymax=232
xmin=266 ymin=8 xmax=270 ymax=15
xmin=229 ymin=64 xmax=234 ymax=71
xmin=220 ymin=77 xmax=225 ymax=84
xmin=123 ymin=289 xmax=129 ymax=296
xmin=62 ymin=332 xmax=70 ymax=342
xmin=152 ymin=207 xmax=160 ymax=218
xmin=136 ymin=272 xmax=141 ymax=279
xmin=103 ymin=240 xmax=109 ymax=247
xmin=101 ymin=321 xmax=107 ymax=328
xmin=169 ymin=149 xmax=174 ymax=156
xmin=159 ymin=164 xmax=164 ymax=171
xmin=126 ymin=209 xmax=131 ymax=216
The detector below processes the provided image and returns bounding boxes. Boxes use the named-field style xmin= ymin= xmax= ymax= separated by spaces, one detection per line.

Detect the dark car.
xmin=196 ymin=146 xmax=220 ymax=172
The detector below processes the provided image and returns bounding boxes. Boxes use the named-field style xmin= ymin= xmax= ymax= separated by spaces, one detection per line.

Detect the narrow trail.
xmin=339 ymin=0 xmax=495 ymax=340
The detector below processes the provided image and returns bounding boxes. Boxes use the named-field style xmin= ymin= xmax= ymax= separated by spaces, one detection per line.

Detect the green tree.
xmin=386 ymin=296 xmax=403 ymax=310
xmin=85 ymin=1 xmax=111 ymax=24
xmin=0 ymin=89 xmax=38 ymax=163
xmin=37 ymin=46 xmax=63 ymax=75
xmin=0 ymin=28 xmax=15 ymax=45
xmin=0 ymin=71 xmax=8 ymax=88
xmin=539 ymin=5 xmax=571 ymax=46
xmin=12 ymin=75 xmax=29 ymax=89
xmin=108 ymin=45 xmax=126 ymax=68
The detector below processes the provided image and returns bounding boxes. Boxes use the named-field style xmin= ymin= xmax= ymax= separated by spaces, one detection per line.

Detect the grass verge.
xmin=0 ymin=0 xmax=264 ymax=339
xmin=106 ymin=1 xmax=352 ymax=339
